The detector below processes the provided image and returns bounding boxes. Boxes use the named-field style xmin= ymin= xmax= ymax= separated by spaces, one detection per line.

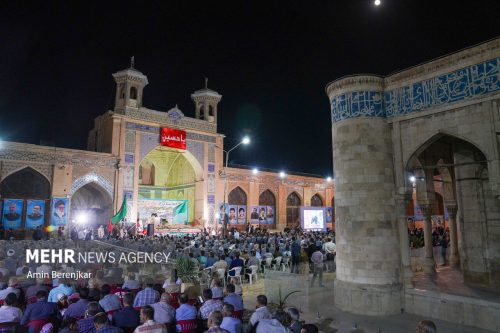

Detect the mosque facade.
xmin=0 ymin=66 xmax=334 ymax=236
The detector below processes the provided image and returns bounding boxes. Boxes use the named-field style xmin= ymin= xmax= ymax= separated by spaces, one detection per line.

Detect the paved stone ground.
xmin=239 ymin=270 xmax=497 ymax=333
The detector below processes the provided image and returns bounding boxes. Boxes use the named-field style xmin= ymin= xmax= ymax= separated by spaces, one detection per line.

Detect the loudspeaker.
xmin=147 ymin=224 xmax=155 ymax=236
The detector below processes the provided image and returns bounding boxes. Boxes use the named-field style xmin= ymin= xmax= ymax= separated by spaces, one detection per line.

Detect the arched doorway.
xmin=70 ymin=182 xmax=113 ymax=230
xmin=286 ymin=192 xmax=301 ymax=227
xmin=406 ymin=133 xmax=498 ymax=287
xmin=0 ymin=167 xmax=51 ymax=234
xmin=0 ymin=167 xmax=50 ymax=199
xmin=138 ymin=146 xmax=202 ymax=233
xmin=259 ymin=189 xmax=276 ymax=227
xmin=311 ymin=193 xmax=323 ymax=207
xmin=228 ymin=186 xmax=247 ymax=228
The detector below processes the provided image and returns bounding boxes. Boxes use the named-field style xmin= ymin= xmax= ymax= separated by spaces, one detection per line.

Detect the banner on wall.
xmin=237 ymin=206 xmax=246 ymax=225
xmin=25 ymin=200 xmax=45 ymax=228
xmin=250 ymin=206 xmax=259 ymax=225
xmin=326 ymin=207 xmax=333 ymax=223
xmin=138 ymin=199 xmax=188 ymax=225
xmin=52 ymin=198 xmax=69 ymax=226
xmin=218 ymin=203 xmax=228 ymax=225
xmin=2 ymin=199 xmax=23 ymax=228
xmin=266 ymin=206 xmax=275 ymax=225
xmin=160 ymin=127 xmax=186 ymax=150
xmin=258 ymin=206 xmax=267 ymax=225
xmin=228 ymin=205 xmax=238 ymax=224
xmin=414 ymin=203 xmax=424 ymax=221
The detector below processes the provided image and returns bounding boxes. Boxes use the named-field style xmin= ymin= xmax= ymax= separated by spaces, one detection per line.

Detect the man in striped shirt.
xmin=134 ymin=278 xmax=160 ymax=308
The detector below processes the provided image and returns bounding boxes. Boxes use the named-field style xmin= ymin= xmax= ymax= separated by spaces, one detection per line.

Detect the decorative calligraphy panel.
xmin=331 ymin=58 xmax=499 ymax=123
xmin=331 ymin=91 xmax=384 ymax=123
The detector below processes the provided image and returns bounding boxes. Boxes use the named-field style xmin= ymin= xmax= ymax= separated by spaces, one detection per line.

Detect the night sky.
xmin=0 ymin=1 xmax=498 ymax=176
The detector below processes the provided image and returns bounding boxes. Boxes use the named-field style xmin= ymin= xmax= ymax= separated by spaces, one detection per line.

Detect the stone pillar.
xmin=447 ymin=204 xmax=460 ymax=267
xmin=454 ymin=150 xmax=488 ymax=284
xmin=420 ymin=203 xmax=436 ymax=275
xmin=327 ymin=76 xmax=402 ymax=316
xmin=397 ymin=189 xmax=414 ymax=288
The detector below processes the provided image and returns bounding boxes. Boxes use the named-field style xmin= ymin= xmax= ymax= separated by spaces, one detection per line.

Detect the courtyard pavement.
xmin=239 ymin=270 xmax=497 ymax=333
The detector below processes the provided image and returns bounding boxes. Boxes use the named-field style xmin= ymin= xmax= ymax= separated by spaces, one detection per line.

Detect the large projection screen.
xmin=301 ymin=207 xmax=326 ymax=231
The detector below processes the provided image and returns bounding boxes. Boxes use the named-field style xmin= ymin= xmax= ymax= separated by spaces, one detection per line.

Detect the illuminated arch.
xmin=70 ymin=172 xmax=113 ymax=197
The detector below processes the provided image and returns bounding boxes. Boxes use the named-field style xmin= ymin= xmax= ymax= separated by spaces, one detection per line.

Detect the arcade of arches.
xmin=326 ymin=38 xmax=500 ymax=328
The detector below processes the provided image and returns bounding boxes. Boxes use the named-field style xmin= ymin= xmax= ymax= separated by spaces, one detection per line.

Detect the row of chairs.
xmin=202 ymin=255 xmax=291 ymax=287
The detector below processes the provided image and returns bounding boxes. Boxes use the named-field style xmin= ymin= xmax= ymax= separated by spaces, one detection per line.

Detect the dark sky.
xmin=0 ymin=1 xmax=498 ymax=176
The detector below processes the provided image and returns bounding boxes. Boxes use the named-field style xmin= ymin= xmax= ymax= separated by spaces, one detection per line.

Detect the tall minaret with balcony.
xmin=112 ymin=57 xmax=148 ymax=112
xmin=191 ymin=78 xmax=222 ymax=123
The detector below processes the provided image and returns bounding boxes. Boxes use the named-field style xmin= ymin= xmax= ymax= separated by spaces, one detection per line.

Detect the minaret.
xmin=191 ymin=78 xmax=222 ymax=123
xmin=112 ymin=57 xmax=148 ymax=111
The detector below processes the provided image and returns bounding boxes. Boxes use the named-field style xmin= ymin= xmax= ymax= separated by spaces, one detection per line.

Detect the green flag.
xmin=111 ymin=196 xmax=127 ymax=224
xmin=173 ymin=201 xmax=187 ymax=224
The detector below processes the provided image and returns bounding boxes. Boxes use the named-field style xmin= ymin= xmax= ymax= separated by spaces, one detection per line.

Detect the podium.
xmin=147 ymin=224 xmax=155 ymax=236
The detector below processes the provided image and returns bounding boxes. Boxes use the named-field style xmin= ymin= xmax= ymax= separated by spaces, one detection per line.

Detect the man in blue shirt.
xmin=229 ymin=254 xmax=244 ymax=277
xmin=175 ymin=293 xmax=197 ymax=321
xmin=48 ymin=279 xmax=74 ymax=303
xmin=205 ymin=252 xmax=217 ymax=268
xmin=112 ymin=293 xmax=140 ymax=329
xmin=220 ymin=303 xmax=241 ymax=333
xmin=99 ymin=284 xmax=122 ymax=313
xmin=64 ymin=287 xmax=90 ymax=319
xmin=93 ymin=312 xmax=123 ymax=333
xmin=133 ymin=278 xmax=160 ymax=308
xmin=223 ymin=285 xmax=243 ymax=312
xmin=21 ymin=290 xmax=61 ymax=330
xmin=78 ymin=302 xmax=101 ymax=333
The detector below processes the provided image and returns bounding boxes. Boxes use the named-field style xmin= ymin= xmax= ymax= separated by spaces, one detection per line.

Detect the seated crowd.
xmin=0 ymin=227 xmax=436 ymax=333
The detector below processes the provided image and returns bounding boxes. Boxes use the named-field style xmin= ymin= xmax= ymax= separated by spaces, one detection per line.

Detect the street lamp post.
xmin=220 ymin=136 xmax=250 ymax=236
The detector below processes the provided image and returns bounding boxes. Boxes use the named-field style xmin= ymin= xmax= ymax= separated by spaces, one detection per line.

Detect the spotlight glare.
xmin=374 ymin=0 xmax=381 ymax=6
xmin=409 ymin=176 xmax=416 ymax=182
xmin=279 ymin=171 xmax=286 ymax=178
xmin=252 ymin=168 xmax=259 ymax=175
xmin=326 ymin=176 xmax=332 ymax=182
xmin=76 ymin=212 xmax=89 ymax=224
xmin=242 ymin=136 xmax=250 ymax=145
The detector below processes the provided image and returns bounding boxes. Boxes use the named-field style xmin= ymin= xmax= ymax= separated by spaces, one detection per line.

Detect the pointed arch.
xmin=0 ymin=167 xmax=50 ymax=199
xmin=259 ymin=189 xmax=276 ymax=206
xmin=70 ymin=172 xmax=113 ymax=198
xmin=228 ymin=186 xmax=247 ymax=206
xmin=130 ymin=86 xmax=138 ymax=99
xmin=287 ymin=192 xmax=302 ymax=206
xmin=405 ymin=131 xmax=488 ymax=172
xmin=286 ymin=191 xmax=302 ymax=226
xmin=311 ymin=193 xmax=324 ymax=207
xmin=70 ymin=181 xmax=113 ymax=227
xmin=139 ymin=144 xmax=204 ymax=182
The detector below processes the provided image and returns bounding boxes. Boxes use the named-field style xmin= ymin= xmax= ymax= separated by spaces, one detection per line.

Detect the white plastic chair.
xmin=281 ymin=257 xmax=290 ymax=271
xmin=272 ymin=256 xmax=282 ymax=270
xmin=246 ymin=265 xmax=259 ymax=284
xmin=217 ymin=268 xmax=227 ymax=286
xmin=227 ymin=266 xmax=243 ymax=285
xmin=202 ymin=266 xmax=213 ymax=287
xmin=264 ymin=257 xmax=273 ymax=272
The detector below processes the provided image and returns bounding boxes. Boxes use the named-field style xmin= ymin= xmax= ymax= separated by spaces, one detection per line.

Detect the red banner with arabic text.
xmin=160 ymin=127 xmax=186 ymax=150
